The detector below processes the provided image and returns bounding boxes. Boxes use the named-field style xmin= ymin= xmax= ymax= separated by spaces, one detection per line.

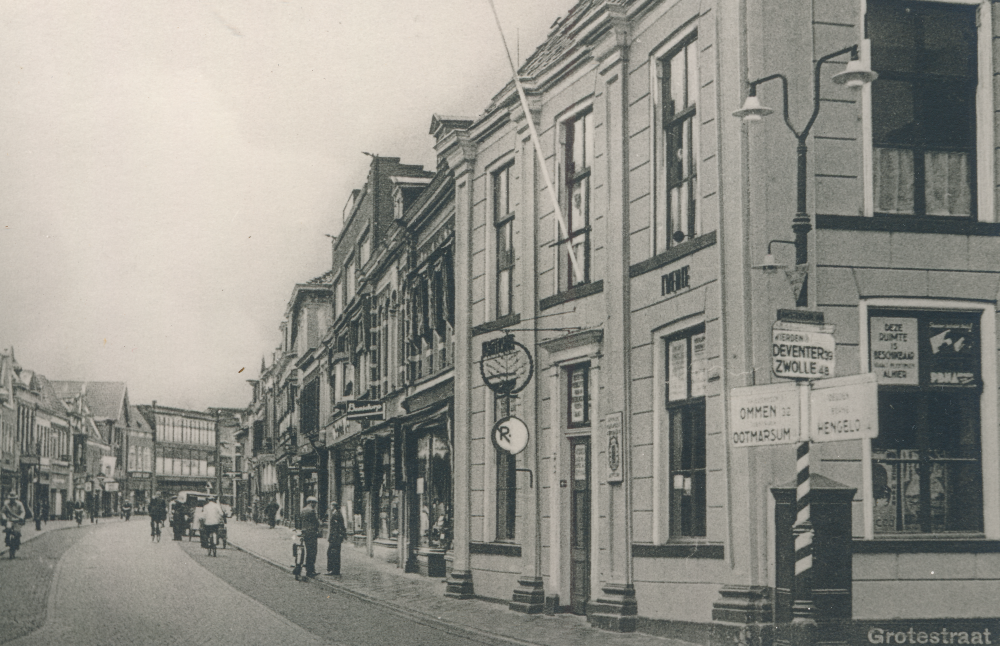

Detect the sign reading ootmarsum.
xmin=729 ymin=382 xmax=800 ymax=447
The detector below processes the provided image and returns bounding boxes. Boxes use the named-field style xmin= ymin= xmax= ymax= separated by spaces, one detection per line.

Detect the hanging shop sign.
xmin=729 ymin=382 xmax=801 ymax=447
xmin=480 ymin=333 xmax=534 ymax=396
xmin=492 ymin=416 xmax=529 ymax=456
xmin=809 ymin=373 xmax=878 ymax=443
xmin=344 ymin=401 xmax=385 ymax=420
xmin=604 ymin=412 xmax=623 ymax=483
xmin=772 ymin=320 xmax=836 ymax=380
xmin=870 ymin=311 xmax=980 ymax=388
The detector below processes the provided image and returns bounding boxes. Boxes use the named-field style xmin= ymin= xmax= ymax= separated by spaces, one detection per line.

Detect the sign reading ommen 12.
xmin=772 ymin=320 xmax=836 ymax=380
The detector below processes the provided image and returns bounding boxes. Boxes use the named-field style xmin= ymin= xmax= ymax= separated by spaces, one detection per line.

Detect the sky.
xmin=0 ymin=0 xmax=577 ymax=411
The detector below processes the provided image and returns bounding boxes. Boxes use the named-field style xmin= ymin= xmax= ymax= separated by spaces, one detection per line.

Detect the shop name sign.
xmin=772 ymin=321 xmax=836 ymax=380
xmin=345 ymin=401 xmax=385 ymax=420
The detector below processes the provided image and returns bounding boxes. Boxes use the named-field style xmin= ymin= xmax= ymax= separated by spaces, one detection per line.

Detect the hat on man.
xmin=306 ymin=496 xmax=318 ymax=504
xmin=7 ymin=491 xmax=17 ymax=499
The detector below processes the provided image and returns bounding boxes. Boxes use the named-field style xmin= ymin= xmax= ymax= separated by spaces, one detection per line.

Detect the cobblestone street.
xmin=0 ymin=519 xmax=697 ymax=646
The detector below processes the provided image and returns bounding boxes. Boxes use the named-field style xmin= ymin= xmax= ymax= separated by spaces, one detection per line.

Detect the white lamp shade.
xmin=832 ymin=59 xmax=878 ymax=88
xmin=733 ymin=94 xmax=773 ymax=121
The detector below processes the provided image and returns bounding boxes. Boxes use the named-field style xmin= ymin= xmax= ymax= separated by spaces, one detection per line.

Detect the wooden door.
xmin=569 ymin=437 xmax=591 ymax=615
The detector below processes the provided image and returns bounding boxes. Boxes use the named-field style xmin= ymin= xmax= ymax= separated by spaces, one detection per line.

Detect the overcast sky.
xmin=0 ymin=0 xmax=576 ymax=411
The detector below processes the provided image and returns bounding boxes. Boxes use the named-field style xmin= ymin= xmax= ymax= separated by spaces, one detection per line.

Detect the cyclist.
xmin=148 ymin=492 xmax=167 ymax=539
xmin=201 ymin=496 xmax=225 ymax=551
xmin=2 ymin=491 xmax=26 ymax=554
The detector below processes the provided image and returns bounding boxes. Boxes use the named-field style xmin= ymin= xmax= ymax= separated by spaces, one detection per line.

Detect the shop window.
xmin=869 ymin=310 xmax=983 ymax=533
xmin=495 ymin=394 xmax=517 ymax=541
xmin=665 ymin=326 xmax=707 ymax=537
xmin=417 ymin=430 xmax=452 ymax=549
xmin=558 ymin=110 xmax=593 ymax=290
xmin=566 ymin=364 xmax=590 ymax=428
xmin=868 ymin=0 xmax=977 ymax=217
xmin=493 ymin=162 xmax=515 ymax=319
xmin=656 ymin=33 xmax=699 ymax=253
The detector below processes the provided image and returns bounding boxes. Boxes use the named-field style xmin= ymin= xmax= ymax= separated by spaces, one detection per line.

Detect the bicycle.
xmin=204 ymin=525 xmax=218 ymax=557
xmin=291 ymin=531 xmax=306 ymax=580
xmin=3 ymin=523 xmax=22 ymax=559
xmin=150 ymin=519 xmax=162 ymax=542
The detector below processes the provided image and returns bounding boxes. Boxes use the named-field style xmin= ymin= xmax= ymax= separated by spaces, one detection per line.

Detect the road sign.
xmin=772 ymin=321 xmax=836 ymax=380
xmin=492 ymin=416 xmax=529 ymax=455
xmin=729 ymin=382 xmax=801 ymax=447
xmin=809 ymin=372 xmax=878 ymax=443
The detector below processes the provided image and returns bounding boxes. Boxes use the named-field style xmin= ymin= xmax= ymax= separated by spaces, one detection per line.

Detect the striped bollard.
xmin=791 ymin=440 xmax=817 ymax=646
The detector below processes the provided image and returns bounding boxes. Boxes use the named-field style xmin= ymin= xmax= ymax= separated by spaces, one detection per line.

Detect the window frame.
xmin=557 ymin=108 xmax=594 ymax=291
xmin=492 ymin=161 xmax=516 ymax=320
xmin=655 ymin=31 xmax=700 ymax=254
xmin=663 ymin=324 xmax=707 ymax=539
xmin=858 ymin=299 xmax=999 ymax=540
xmin=861 ymin=0 xmax=995 ymax=222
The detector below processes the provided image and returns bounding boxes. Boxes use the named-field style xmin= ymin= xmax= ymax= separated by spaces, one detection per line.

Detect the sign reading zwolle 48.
xmin=772 ymin=321 xmax=836 ymax=380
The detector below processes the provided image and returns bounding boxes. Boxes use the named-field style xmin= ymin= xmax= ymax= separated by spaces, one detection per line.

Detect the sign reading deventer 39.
xmin=772 ymin=320 xmax=836 ymax=380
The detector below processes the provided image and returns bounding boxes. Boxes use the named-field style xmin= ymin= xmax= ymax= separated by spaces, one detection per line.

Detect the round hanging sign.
xmin=480 ymin=333 xmax=534 ymax=395
xmin=491 ymin=416 xmax=529 ymax=455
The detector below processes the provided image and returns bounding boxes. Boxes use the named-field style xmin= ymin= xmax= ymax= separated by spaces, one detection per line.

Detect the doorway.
xmin=569 ymin=436 xmax=590 ymax=615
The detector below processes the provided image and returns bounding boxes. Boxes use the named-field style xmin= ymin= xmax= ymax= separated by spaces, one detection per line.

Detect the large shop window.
xmin=495 ymin=394 xmax=517 ymax=541
xmin=665 ymin=326 xmax=707 ymax=538
xmin=868 ymin=0 xmax=977 ymax=218
xmin=416 ymin=429 xmax=452 ymax=550
xmin=558 ymin=110 xmax=594 ymax=291
xmin=869 ymin=310 xmax=983 ymax=534
xmin=494 ymin=162 xmax=515 ymax=319
xmin=656 ymin=33 xmax=699 ymax=253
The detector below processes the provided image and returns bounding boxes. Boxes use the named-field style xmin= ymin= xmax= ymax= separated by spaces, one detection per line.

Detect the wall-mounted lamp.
xmin=753 ymin=240 xmax=796 ymax=274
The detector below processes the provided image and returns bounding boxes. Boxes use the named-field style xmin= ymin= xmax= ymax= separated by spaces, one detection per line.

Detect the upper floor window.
xmin=869 ymin=0 xmax=977 ymax=218
xmin=346 ymin=257 xmax=356 ymax=303
xmin=493 ymin=162 xmax=515 ymax=319
xmin=359 ymin=231 xmax=371 ymax=269
xmin=334 ymin=279 xmax=343 ymax=319
xmin=656 ymin=34 xmax=699 ymax=253
xmin=559 ymin=110 xmax=593 ymax=290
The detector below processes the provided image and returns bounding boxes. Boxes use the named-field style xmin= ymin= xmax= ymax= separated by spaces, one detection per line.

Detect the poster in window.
xmin=925 ymin=316 xmax=979 ymax=387
xmin=690 ymin=332 xmax=706 ymax=398
xmin=574 ymin=443 xmax=587 ymax=481
xmin=668 ymin=338 xmax=688 ymax=402
xmin=570 ymin=369 xmax=587 ymax=424
xmin=870 ymin=317 xmax=918 ymax=385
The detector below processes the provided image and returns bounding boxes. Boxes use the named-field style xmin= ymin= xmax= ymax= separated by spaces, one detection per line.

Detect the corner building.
xmin=439 ymin=0 xmax=1000 ymax=643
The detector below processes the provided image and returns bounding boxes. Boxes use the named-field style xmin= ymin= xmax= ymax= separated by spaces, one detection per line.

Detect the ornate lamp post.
xmin=734 ymin=44 xmax=877 ymax=307
xmin=734 ymin=44 xmax=876 ymax=646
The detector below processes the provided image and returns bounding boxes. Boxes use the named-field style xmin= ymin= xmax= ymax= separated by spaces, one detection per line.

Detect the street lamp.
xmin=735 ymin=45 xmax=876 ymax=646
xmin=735 ymin=44 xmax=876 ymax=307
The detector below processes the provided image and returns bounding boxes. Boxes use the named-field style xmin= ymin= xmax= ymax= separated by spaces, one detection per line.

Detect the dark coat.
xmin=300 ymin=505 xmax=321 ymax=540
xmin=328 ymin=508 xmax=346 ymax=543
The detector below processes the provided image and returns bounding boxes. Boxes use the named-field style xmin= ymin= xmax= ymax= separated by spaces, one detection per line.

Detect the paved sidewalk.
xmin=0 ymin=516 xmax=120 ymax=557
xmin=226 ymin=520 xmax=697 ymax=646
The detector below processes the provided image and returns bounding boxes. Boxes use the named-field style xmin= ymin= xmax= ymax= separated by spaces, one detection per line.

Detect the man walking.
xmin=325 ymin=502 xmax=346 ymax=576
xmin=264 ymin=499 xmax=279 ymax=529
xmin=300 ymin=496 xmax=320 ymax=578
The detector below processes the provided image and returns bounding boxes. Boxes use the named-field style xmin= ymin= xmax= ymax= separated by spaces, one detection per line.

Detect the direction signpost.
xmin=729 ymin=311 xmax=879 ymax=646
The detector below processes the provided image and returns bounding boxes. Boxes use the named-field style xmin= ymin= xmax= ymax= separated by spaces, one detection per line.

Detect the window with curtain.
xmin=657 ymin=33 xmax=699 ymax=253
xmin=559 ymin=110 xmax=593 ymax=290
xmin=665 ymin=326 xmax=707 ymax=537
xmin=869 ymin=0 xmax=977 ymax=217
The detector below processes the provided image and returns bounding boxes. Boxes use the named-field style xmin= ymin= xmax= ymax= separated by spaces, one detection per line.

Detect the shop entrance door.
xmin=569 ymin=436 xmax=590 ymax=615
